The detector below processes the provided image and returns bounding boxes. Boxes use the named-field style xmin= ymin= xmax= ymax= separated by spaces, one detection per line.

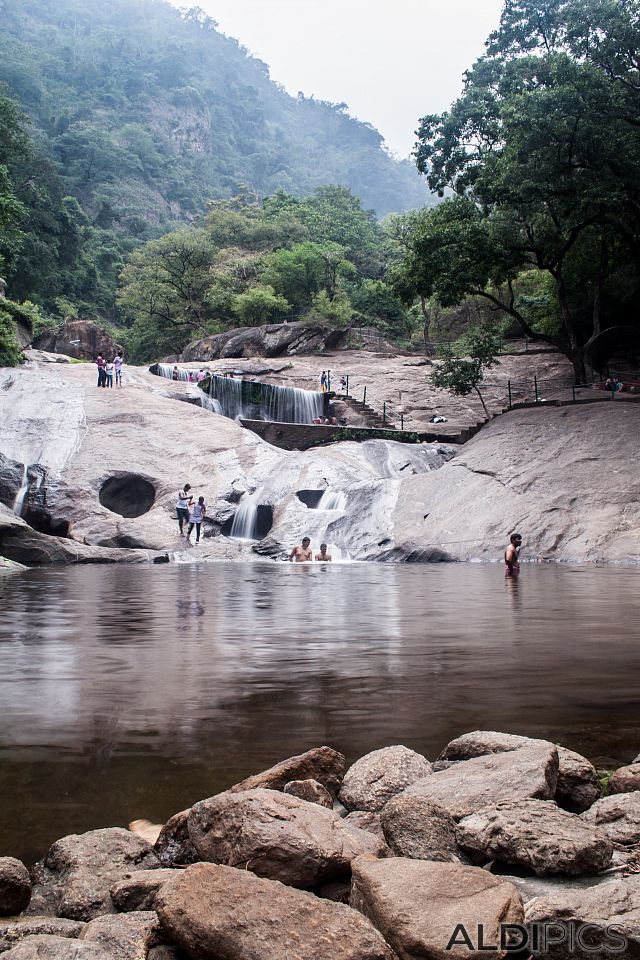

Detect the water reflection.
xmin=0 ymin=563 xmax=639 ymax=864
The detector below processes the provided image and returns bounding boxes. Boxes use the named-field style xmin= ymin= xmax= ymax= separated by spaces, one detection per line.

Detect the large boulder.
xmin=109 ymin=871 xmax=179 ymax=913
xmin=230 ymin=746 xmax=346 ymax=797
xmin=33 ymin=320 xmax=122 ymax=363
xmin=439 ymin=731 xmax=601 ymax=812
xmin=582 ymin=792 xmax=640 ymax=846
xmin=380 ymin=796 xmax=461 ymax=862
xmin=0 ymin=859 xmax=31 ymax=917
xmin=0 ymin=918 xmax=85 ymax=953
xmin=344 ymin=812 xmax=387 ymax=844
xmin=155 ymin=861 xmax=397 ymax=960
xmin=403 ymin=743 xmax=559 ymax=820
xmin=608 ymin=763 xmax=640 ymax=795
xmin=526 ymin=875 xmax=640 ymax=959
xmin=339 ymin=747 xmax=433 ymax=813
xmin=350 ymin=856 xmax=524 ymax=960
xmin=79 ymin=912 xmax=161 ymax=958
xmin=30 ymin=828 xmax=159 ymax=921
xmin=180 ymin=321 xmax=347 ymax=361
xmin=456 ymin=799 xmax=614 ymax=876
xmin=1 ymin=936 xmax=109 ymax=958
xmin=187 ymin=787 xmax=384 ymax=888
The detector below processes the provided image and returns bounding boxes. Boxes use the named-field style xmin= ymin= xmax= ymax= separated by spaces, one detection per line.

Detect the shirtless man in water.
xmin=504 ymin=532 xmax=522 ymax=578
xmin=315 ymin=543 xmax=332 ymax=562
xmin=289 ymin=537 xmax=312 ymax=562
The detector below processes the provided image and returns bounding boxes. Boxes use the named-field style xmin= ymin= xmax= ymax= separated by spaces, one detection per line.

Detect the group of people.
xmin=176 ymin=484 xmax=207 ymax=543
xmin=319 ymin=371 xmax=348 ymax=393
xmin=312 ymin=415 xmax=339 ymax=425
xmin=96 ymin=352 xmax=124 ymax=388
xmin=172 ymin=366 xmax=208 ymax=383
xmin=289 ymin=537 xmax=332 ymax=562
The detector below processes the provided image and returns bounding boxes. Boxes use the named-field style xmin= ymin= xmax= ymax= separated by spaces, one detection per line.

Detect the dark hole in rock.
xmin=22 ymin=508 xmax=70 ymax=539
xmin=99 ymin=474 xmax=156 ymax=518
xmin=296 ymin=490 xmax=325 ymax=508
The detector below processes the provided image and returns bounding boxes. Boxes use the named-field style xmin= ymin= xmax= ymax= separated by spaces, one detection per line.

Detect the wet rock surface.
xmin=188 ymin=788 xmax=384 ymax=888
xmin=339 ymin=746 xmax=433 ymax=812
xmin=403 ymin=744 xmax=559 ymax=820
xmin=0 ymin=860 xmax=31 ymax=918
xmin=350 ymin=856 xmax=523 ymax=960
xmin=456 ymin=799 xmax=614 ymax=876
xmin=155 ymin=861 xmax=397 ymax=960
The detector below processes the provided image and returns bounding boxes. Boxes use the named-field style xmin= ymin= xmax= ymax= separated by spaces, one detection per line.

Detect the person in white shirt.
xmin=176 ymin=484 xmax=193 ymax=536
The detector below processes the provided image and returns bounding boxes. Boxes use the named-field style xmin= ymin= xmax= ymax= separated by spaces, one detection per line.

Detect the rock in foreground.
xmin=456 ymin=799 xmax=613 ymax=876
xmin=230 ymin=746 xmax=346 ymax=797
xmin=188 ymin=788 xmax=384 ymax=888
xmin=608 ymin=763 xmax=640 ymax=795
xmin=0 ymin=858 xmax=32 ymax=917
xmin=339 ymin=747 xmax=433 ymax=812
xmin=1 ymin=935 xmax=110 ymax=958
xmin=380 ymin=796 xmax=461 ymax=862
xmin=582 ymin=793 xmax=640 ymax=846
xmin=350 ymin=856 xmax=523 ymax=960
xmin=156 ymin=861 xmax=397 ymax=960
xmin=403 ymin=744 xmax=559 ymax=820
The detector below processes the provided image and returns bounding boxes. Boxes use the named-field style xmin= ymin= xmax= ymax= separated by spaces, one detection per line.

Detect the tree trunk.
xmin=420 ymin=296 xmax=432 ymax=354
xmin=592 ymin=235 xmax=608 ymax=338
xmin=473 ymin=384 xmax=490 ymax=419
xmin=555 ymin=275 xmax=588 ymax=385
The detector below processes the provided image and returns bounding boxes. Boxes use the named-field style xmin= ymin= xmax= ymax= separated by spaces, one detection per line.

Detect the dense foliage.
xmin=398 ymin=0 xmax=640 ymax=380
xmin=117 ymin=187 xmax=416 ymax=359
xmin=0 ymin=0 xmax=430 ymax=324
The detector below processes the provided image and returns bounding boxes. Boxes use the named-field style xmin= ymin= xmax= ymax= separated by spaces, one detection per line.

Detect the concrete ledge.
xmin=240 ymin=420 xmax=469 ymax=450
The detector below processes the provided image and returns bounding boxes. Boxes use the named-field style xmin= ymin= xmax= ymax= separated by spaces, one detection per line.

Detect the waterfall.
xmin=230 ymin=490 xmax=262 ymax=540
xmin=153 ymin=365 xmax=323 ymax=424
xmin=13 ymin=464 xmax=29 ymax=517
xmin=316 ymin=489 xmax=347 ymax=512
xmin=199 ymin=393 xmax=222 ymax=415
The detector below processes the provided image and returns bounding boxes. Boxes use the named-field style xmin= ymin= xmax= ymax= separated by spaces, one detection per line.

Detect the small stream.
xmin=1 ymin=562 xmax=639 ymax=864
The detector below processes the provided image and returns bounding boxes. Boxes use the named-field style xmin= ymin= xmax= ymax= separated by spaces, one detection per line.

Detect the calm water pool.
xmin=1 ymin=562 xmax=639 ymax=864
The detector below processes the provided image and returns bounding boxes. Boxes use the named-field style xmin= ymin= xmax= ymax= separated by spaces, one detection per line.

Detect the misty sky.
xmin=170 ymin=0 xmax=505 ymax=157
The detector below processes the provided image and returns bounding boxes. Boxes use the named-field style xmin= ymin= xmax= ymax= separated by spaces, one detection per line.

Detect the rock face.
xmin=344 ymin=812 xmax=387 ymax=844
xmin=0 ymin=918 xmax=85 ymax=953
xmin=230 ymin=746 xmax=346 ymax=796
xmin=403 ymin=744 xmax=559 ymax=820
xmin=438 ymin=731 xmax=601 ymax=813
xmin=31 ymin=828 xmax=159 ymax=921
xmin=0 ymin=859 xmax=32 ymax=917
xmin=350 ymin=856 xmax=524 ymax=960
xmin=79 ymin=911 xmax=161 ymax=958
xmin=526 ymin=875 xmax=640 ymax=959
xmin=109 ymin=871 xmax=179 ymax=913
xmin=283 ymin=779 xmax=334 ymax=808
xmin=187 ymin=788 xmax=384 ymax=888
xmin=155 ymin=861 xmax=397 ymax=960
xmin=381 ymin=796 xmax=461 ymax=862
xmin=1 ymin=936 xmax=110 ymax=958
xmin=33 ymin=320 xmax=122 ymax=362
xmin=180 ymin=321 xmax=347 ymax=361
xmin=582 ymin=793 xmax=640 ymax=846
xmin=339 ymin=746 xmax=433 ymax=813
xmin=609 ymin=762 xmax=640 ymax=794
xmin=456 ymin=799 xmax=613 ymax=876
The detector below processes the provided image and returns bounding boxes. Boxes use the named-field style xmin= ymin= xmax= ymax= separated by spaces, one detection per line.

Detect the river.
xmin=1 ymin=562 xmax=639 ymax=864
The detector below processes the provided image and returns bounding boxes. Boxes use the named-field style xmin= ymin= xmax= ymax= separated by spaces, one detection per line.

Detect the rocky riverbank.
xmin=0 ymin=359 xmax=638 ymax=567
xmin=2 ymin=731 xmax=640 ymax=958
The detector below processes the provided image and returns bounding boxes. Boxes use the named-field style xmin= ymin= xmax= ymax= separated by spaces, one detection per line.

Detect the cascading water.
xmin=316 ymin=489 xmax=347 ymax=512
xmin=303 ymin=486 xmax=351 ymax=561
xmin=13 ymin=464 xmax=29 ymax=517
xmin=230 ymin=490 xmax=263 ymax=540
xmin=154 ymin=364 xmax=323 ymax=424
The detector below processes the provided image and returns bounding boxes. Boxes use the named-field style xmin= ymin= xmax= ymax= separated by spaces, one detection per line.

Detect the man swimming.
xmin=289 ymin=537 xmax=312 ymax=562
xmin=504 ymin=532 xmax=522 ymax=578
xmin=315 ymin=543 xmax=332 ymax=561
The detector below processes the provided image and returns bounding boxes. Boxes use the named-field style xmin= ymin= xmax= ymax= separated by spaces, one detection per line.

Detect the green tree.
xmin=411 ymin=0 xmax=640 ymax=381
xmin=431 ymin=324 xmax=505 ymax=418
xmin=232 ymin=285 xmax=289 ymax=326
xmin=260 ymin=241 xmax=351 ymax=309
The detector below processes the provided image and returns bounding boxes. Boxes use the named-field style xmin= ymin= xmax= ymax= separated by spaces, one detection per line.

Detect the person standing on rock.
xmin=504 ymin=532 xmax=522 ymax=578
xmin=187 ymin=496 xmax=206 ymax=544
xmin=96 ymin=354 xmax=106 ymax=388
xmin=320 ymin=371 xmax=327 ymax=393
xmin=114 ymin=352 xmax=124 ymax=387
xmin=172 ymin=366 xmax=179 ymax=381
xmin=176 ymin=484 xmax=193 ymax=536
xmin=289 ymin=537 xmax=313 ymax=562
xmin=104 ymin=358 xmax=114 ymax=388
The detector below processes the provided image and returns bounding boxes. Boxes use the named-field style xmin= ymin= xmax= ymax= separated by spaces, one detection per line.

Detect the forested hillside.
xmin=0 ymin=0 xmax=428 ymax=223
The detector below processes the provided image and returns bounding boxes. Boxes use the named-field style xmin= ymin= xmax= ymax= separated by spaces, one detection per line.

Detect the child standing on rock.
xmin=187 ymin=496 xmax=206 ymax=544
